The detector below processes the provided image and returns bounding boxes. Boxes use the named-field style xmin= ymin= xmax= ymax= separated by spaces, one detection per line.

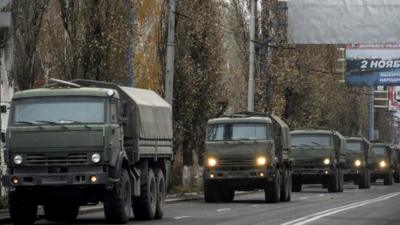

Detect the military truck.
xmin=1 ymin=79 xmax=173 ymax=225
xmin=290 ymin=128 xmax=346 ymax=193
xmin=392 ymin=146 xmax=400 ymax=183
xmin=370 ymin=143 xmax=393 ymax=185
xmin=343 ymin=137 xmax=371 ymax=189
xmin=203 ymin=112 xmax=293 ymax=203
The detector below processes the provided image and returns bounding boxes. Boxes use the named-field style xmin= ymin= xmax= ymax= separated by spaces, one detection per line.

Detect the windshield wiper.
xmin=15 ymin=121 xmax=35 ymax=125
xmin=311 ymin=141 xmax=324 ymax=147
xmin=35 ymin=120 xmax=67 ymax=129
xmin=59 ymin=119 xmax=92 ymax=130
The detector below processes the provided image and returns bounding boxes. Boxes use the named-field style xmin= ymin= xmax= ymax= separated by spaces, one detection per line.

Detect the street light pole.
xmin=248 ymin=0 xmax=256 ymax=112
xmin=165 ymin=0 xmax=176 ymax=106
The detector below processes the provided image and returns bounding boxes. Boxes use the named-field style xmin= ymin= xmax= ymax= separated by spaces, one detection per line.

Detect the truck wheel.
xmin=155 ymin=170 xmax=166 ymax=219
xmin=133 ymin=168 xmax=157 ymax=220
xmin=204 ymin=180 xmax=219 ymax=202
xmin=384 ymin=171 xmax=393 ymax=185
xmin=280 ymin=169 xmax=291 ymax=202
xmin=219 ymin=186 xmax=235 ymax=202
xmin=104 ymin=169 xmax=132 ymax=224
xmin=338 ymin=169 xmax=344 ymax=192
xmin=265 ymin=170 xmax=281 ymax=203
xmin=44 ymin=202 xmax=79 ymax=222
xmin=292 ymin=180 xmax=302 ymax=192
xmin=371 ymin=177 xmax=376 ymax=183
xmin=394 ymin=169 xmax=400 ymax=183
xmin=358 ymin=169 xmax=369 ymax=189
xmin=9 ymin=191 xmax=37 ymax=225
xmin=328 ymin=171 xmax=339 ymax=193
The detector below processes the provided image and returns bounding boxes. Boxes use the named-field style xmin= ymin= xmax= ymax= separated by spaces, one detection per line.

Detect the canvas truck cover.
xmin=72 ymin=80 xmax=172 ymax=140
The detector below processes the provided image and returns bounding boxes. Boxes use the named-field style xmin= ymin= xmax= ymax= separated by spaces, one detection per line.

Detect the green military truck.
xmin=203 ymin=112 xmax=293 ymax=203
xmin=290 ymin=128 xmax=346 ymax=193
xmin=392 ymin=146 xmax=400 ymax=183
xmin=370 ymin=143 xmax=393 ymax=185
xmin=1 ymin=79 xmax=173 ymax=225
xmin=343 ymin=137 xmax=371 ymax=189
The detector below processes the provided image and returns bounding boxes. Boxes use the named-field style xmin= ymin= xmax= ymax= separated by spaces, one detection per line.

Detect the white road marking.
xmin=281 ymin=192 xmax=400 ymax=225
xmin=217 ymin=208 xmax=231 ymax=212
xmin=251 ymin=204 xmax=260 ymax=207
xmin=174 ymin=216 xmax=191 ymax=220
xmin=299 ymin=197 xmax=308 ymax=200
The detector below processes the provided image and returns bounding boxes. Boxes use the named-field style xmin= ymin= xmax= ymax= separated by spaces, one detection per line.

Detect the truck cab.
xmin=203 ymin=112 xmax=293 ymax=203
xmin=290 ymin=128 xmax=346 ymax=193
xmin=371 ymin=143 xmax=393 ymax=185
xmin=343 ymin=137 xmax=371 ymax=189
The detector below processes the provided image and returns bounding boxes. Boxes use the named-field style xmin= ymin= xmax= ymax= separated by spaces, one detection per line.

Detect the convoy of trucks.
xmin=0 ymin=79 xmax=400 ymax=225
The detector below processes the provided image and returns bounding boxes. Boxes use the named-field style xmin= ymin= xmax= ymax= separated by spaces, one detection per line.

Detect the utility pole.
xmin=368 ymin=87 xmax=375 ymax=141
xmin=248 ymin=0 xmax=256 ymax=112
xmin=124 ymin=0 xmax=135 ymax=87
xmin=165 ymin=0 xmax=176 ymax=106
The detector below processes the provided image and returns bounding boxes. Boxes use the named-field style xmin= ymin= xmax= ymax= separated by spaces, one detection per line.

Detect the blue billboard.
xmin=345 ymin=47 xmax=400 ymax=86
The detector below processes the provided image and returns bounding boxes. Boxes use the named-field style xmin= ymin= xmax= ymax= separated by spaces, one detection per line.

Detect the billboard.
xmin=287 ymin=0 xmax=400 ymax=44
xmin=345 ymin=46 xmax=400 ymax=86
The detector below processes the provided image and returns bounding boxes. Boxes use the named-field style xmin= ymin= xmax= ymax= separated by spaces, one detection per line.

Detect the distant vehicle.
xmin=343 ymin=137 xmax=372 ymax=189
xmin=2 ymin=79 xmax=173 ymax=225
xmin=370 ymin=143 xmax=393 ymax=185
xmin=290 ymin=128 xmax=346 ymax=193
xmin=203 ymin=112 xmax=293 ymax=203
xmin=390 ymin=145 xmax=400 ymax=183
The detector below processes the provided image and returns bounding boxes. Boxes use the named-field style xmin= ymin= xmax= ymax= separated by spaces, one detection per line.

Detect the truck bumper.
xmin=371 ymin=169 xmax=389 ymax=179
xmin=2 ymin=172 xmax=109 ymax=187
xmin=292 ymin=168 xmax=335 ymax=184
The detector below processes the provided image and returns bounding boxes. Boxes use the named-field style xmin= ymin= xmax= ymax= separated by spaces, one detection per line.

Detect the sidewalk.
xmin=0 ymin=192 xmax=204 ymax=223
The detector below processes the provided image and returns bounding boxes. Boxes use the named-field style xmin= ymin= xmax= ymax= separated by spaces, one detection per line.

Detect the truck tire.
xmin=133 ymin=168 xmax=157 ymax=220
xmin=155 ymin=170 xmax=166 ymax=219
xmin=44 ymin=202 xmax=79 ymax=222
xmin=328 ymin=171 xmax=339 ymax=193
xmin=292 ymin=180 xmax=302 ymax=192
xmin=338 ymin=169 xmax=344 ymax=192
xmin=265 ymin=170 xmax=281 ymax=203
xmin=104 ymin=169 xmax=132 ymax=224
xmin=9 ymin=191 xmax=37 ymax=225
xmin=371 ymin=177 xmax=376 ymax=183
xmin=384 ymin=171 xmax=393 ymax=185
xmin=204 ymin=180 xmax=219 ymax=202
xmin=358 ymin=169 xmax=369 ymax=189
xmin=394 ymin=169 xmax=400 ymax=183
xmin=219 ymin=186 xmax=235 ymax=202
xmin=280 ymin=168 xmax=291 ymax=202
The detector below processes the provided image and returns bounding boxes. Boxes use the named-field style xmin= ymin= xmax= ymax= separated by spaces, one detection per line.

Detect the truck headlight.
xmin=379 ymin=160 xmax=387 ymax=168
xmin=323 ymin=158 xmax=330 ymax=165
xmin=354 ymin=159 xmax=362 ymax=167
xmin=207 ymin=157 xmax=217 ymax=167
xmin=13 ymin=155 xmax=23 ymax=165
xmin=256 ymin=157 xmax=267 ymax=166
xmin=91 ymin=153 xmax=101 ymax=163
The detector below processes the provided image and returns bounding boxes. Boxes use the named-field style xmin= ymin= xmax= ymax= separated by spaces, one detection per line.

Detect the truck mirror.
xmin=0 ymin=105 xmax=6 ymax=113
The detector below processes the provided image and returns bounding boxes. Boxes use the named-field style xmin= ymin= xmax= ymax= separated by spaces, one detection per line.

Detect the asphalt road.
xmin=5 ymin=181 xmax=400 ymax=225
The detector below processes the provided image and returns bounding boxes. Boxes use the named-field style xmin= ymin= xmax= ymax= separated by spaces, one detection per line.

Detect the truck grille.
xmin=26 ymin=153 xmax=88 ymax=165
xmin=218 ymin=158 xmax=256 ymax=167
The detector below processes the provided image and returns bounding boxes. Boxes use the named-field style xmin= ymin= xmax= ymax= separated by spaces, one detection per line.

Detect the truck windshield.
xmin=372 ymin=146 xmax=387 ymax=156
xmin=345 ymin=141 xmax=363 ymax=153
xmin=13 ymin=97 xmax=105 ymax=125
xmin=207 ymin=123 xmax=269 ymax=141
xmin=291 ymin=134 xmax=332 ymax=148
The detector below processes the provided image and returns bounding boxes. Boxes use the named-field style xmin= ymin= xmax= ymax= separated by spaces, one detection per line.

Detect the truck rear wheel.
xmin=9 ymin=191 xmax=37 ymax=225
xmin=204 ymin=180 xmax=219 ymax=202
xmin=265 ymin=170 xmax=281 ymax=203
xmin=384 ymin=171 xmax=393 ymax=185
xmin=280 ymin=169 xmax=292 ymax=202
xmin=133 ymin=168 xmax=157 ymax=220
xmin=44 ymin=202 xmax=79 ymax=222
xmin=155 ymin=170 xmax=166 ymax=219
xmin=104 ymin=169 xmax=132 ymax=224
